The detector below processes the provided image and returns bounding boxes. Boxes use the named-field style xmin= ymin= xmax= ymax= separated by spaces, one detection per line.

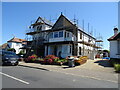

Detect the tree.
xmin=7 ymin=48 xmax=16 ymax=53
xmin=18 ymin=50 xmax=25 ymax=55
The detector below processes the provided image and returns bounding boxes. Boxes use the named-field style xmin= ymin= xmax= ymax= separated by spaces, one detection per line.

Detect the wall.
xmin=110 ymin=41 xmax=118 ymax=58
xmin=7 ymin=42 xmax=23 ymax=54
xmin=47 ymin=44 xmax=72 ymax=58
xmin=49 ymin=30 xmax=75 ymax=42
xmin=78 ymin=30 xmax=95 ymax=44
xmin=77 ymin=30 xmax=96 ymax=59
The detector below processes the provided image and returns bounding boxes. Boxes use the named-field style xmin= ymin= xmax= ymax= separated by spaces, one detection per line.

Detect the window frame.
xmin=59 ymin=31 xmax=63 ymax=38
xmin=79 ymin=47 xmax=81 ymax=55
xmin=54 ymin=32 xmax=59 ymax=38
xmin=49 ymin=32 xmax=53 ymax=38
xmin=80 ymin=32 xmax=82 ymax=39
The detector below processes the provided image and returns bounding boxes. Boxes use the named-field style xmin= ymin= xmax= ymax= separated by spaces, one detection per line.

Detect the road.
xmin=1 ymin=66 xmax=118 ymax=88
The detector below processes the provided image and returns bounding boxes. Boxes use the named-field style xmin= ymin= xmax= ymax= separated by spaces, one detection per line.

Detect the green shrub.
xmin=18 ymin=50 xmax=25 ymax=55
xmin=109 ymin=58 xmax=120 ymax=66
xmin=7 ymin=48 xmax=16 ymax=52
xmin=114 ymin=64 xmax=120 ymax=72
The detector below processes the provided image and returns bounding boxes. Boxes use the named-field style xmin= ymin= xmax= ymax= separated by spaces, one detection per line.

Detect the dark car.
xmin=1 ymin=50 xmax=19 ymax=66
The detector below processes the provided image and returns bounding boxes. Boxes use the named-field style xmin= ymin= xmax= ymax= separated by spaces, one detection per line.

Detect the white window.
xmin=59 ymin=31 xmax=63 ymax=37
xmin=67 ymin=32 xmax=70 ymax=37
xmin=49 ymin=32 xmax=53 ymax=38
xmin=80 ymin=32 xmax=82 ymax=39
xmin=54 ymin=32 xmax=59 ymax=38
xmin=37 ymin=26 xmax=42 ymax=31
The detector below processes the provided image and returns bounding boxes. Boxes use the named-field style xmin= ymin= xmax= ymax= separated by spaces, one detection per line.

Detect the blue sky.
xmin=2 ymin=2 xmax=118 ymax=50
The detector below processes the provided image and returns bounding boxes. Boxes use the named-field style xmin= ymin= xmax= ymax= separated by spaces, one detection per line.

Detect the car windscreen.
xmin=3 ymin=52 xmax=16 ymax=57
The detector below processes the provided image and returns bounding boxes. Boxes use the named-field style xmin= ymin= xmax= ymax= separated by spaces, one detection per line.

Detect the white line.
xmin=0 ymin=72 xmax=29 ymax=85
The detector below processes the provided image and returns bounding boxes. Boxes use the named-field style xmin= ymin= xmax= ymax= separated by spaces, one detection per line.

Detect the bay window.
xmin=59 ymin=31 xmax=63 ymax=37
xmin=49 ymin=32 xmax=53 ymax=38
xmin=54 ymin=32 xmax=59 ymax=38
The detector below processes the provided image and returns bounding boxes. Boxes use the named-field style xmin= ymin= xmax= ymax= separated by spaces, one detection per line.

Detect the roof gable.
xmin=33 ymin=17 xmax=53 ymax=27
xmin=35 ymin=17 xmax=45 ymax=24
xmin=52 ymin=14 xmax=74 ymax=29
xmin=7 ymin=37 xmax=26 ymax=43
xmin=108 ymin=32 xmax=120 ymax=41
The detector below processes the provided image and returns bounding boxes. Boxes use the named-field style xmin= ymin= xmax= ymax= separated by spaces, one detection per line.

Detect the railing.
xmin=26 ymin=28 xmax=35 ymax=33
xmin=48 ymin=37 xmax=75 ymax=43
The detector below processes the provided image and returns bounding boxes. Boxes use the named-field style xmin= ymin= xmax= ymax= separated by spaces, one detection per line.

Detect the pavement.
xmin=19 ymin=59 xmax=119 ymax=84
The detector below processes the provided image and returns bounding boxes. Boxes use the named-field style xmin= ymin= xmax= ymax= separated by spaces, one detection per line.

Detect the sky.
xmin=2 ymin=2 xmax=118 ymax=50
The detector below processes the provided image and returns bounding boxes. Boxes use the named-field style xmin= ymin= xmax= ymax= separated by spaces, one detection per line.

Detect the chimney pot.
xmin=114 ymin=28 xmax=118 ymax=35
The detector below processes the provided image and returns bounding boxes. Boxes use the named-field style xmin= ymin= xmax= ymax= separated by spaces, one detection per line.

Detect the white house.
xmin=7 ymin=37 xmax=27 ymax=54
xmin=26 ymin=14 xmax=100 ymax=59
xmin=108 ymin=28 xmax=120 ymax=59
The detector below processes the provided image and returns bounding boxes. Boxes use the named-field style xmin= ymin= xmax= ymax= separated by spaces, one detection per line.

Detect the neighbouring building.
xmin=0 ymin=43 xmax=10 ymax=50
xmin=108 ymin=28 xmax=120 ymax=59
xmin=25 ymin=14 xmax=101 ymax=59
xmin=7 ymin=37 xmax=27 ymax=54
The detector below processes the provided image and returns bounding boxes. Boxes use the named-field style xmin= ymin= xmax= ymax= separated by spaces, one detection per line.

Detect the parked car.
xmin=17 ymin=54 xmax=24 ymax=61
xmin=1 ymin=50 xmax=19 ymax=66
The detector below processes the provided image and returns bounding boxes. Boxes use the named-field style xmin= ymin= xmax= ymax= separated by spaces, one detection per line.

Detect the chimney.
xmin=114 ymin=28 xmax=118 ymax=35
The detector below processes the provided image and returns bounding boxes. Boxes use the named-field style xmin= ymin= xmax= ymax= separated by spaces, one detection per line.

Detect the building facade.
xmin=26 ymin=14 xmax=100 ymax=59
xmin=108 ymin=28 xmax=120 ymax=59
xmin=7 ymin=37 xmax=27 ymax=54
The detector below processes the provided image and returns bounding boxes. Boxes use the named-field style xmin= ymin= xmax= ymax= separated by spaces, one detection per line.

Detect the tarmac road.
xmin=1 ymin=66 xmax=118 ymax=88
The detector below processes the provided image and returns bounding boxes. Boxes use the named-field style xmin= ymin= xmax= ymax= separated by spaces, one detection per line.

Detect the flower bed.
xmin=74 ymin=56 xmax=88 ymax=65
xmin=43 ymin=55 xmax=59 ymax=64
xmin=54 ymin=59 xmax=68 ymax=66
xmin=24 ymin=54 xmax=37 ymax=63
xmin=24 ymin=54 xmax=68 ymax=66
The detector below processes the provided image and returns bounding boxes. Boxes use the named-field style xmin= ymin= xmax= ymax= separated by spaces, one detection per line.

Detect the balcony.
xmin=48 ymin=37 xmax=75 ymax=43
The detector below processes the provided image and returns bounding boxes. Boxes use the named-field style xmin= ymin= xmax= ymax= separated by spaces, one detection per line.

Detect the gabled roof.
xmin=32 ymin=17 xmax=53 ymax=27
xmin=0 ymin=43 xmax=9 ymax=49
xmin=52 ymin=14 xmax=75 ymax=29
xmin=7 ymin=37 xmax=27 ymax=43
xmin=108 ymin=32 xmax=120 ymax=41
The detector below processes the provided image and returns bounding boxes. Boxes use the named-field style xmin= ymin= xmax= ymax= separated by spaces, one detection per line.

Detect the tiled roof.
xmin=108 ymin=32 xmax=120 ymax=41
xmin=0 ymin=43 xmax=8 ymax=49
xmin=7 ymin=37 xmax=27 ymax=43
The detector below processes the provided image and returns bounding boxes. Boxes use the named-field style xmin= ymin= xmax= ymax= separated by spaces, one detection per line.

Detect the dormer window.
xmin=37 ymin=26 xmax=42 ymax=31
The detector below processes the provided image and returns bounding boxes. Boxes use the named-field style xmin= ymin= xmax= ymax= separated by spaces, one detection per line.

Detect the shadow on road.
xmin=62 ymin=66 xmax=75 ymax=69
xmin=94 ymin=60 xmax=113 ymax=67
xmin=18 ymin=65 xmax=49 ymax=71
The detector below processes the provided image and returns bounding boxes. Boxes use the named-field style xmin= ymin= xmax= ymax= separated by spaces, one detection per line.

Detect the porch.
xmin=45 ymin=43 xmax=73 ymax=58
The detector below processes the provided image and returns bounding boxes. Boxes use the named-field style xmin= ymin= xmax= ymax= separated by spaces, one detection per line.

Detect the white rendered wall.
xmin=110 ymin=41 xmax=118 ymax=58
xmin=49 ymin=30 xmax=75 ymax=42
xmin=47 ymin=44 xmax=72 ymax=58
xmin=7 ymin=42 xmax=23 ymax=54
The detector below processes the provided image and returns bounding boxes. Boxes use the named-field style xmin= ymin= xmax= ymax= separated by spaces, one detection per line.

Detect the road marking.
xmin=0 ymin=72 xmax=29 ymax=85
